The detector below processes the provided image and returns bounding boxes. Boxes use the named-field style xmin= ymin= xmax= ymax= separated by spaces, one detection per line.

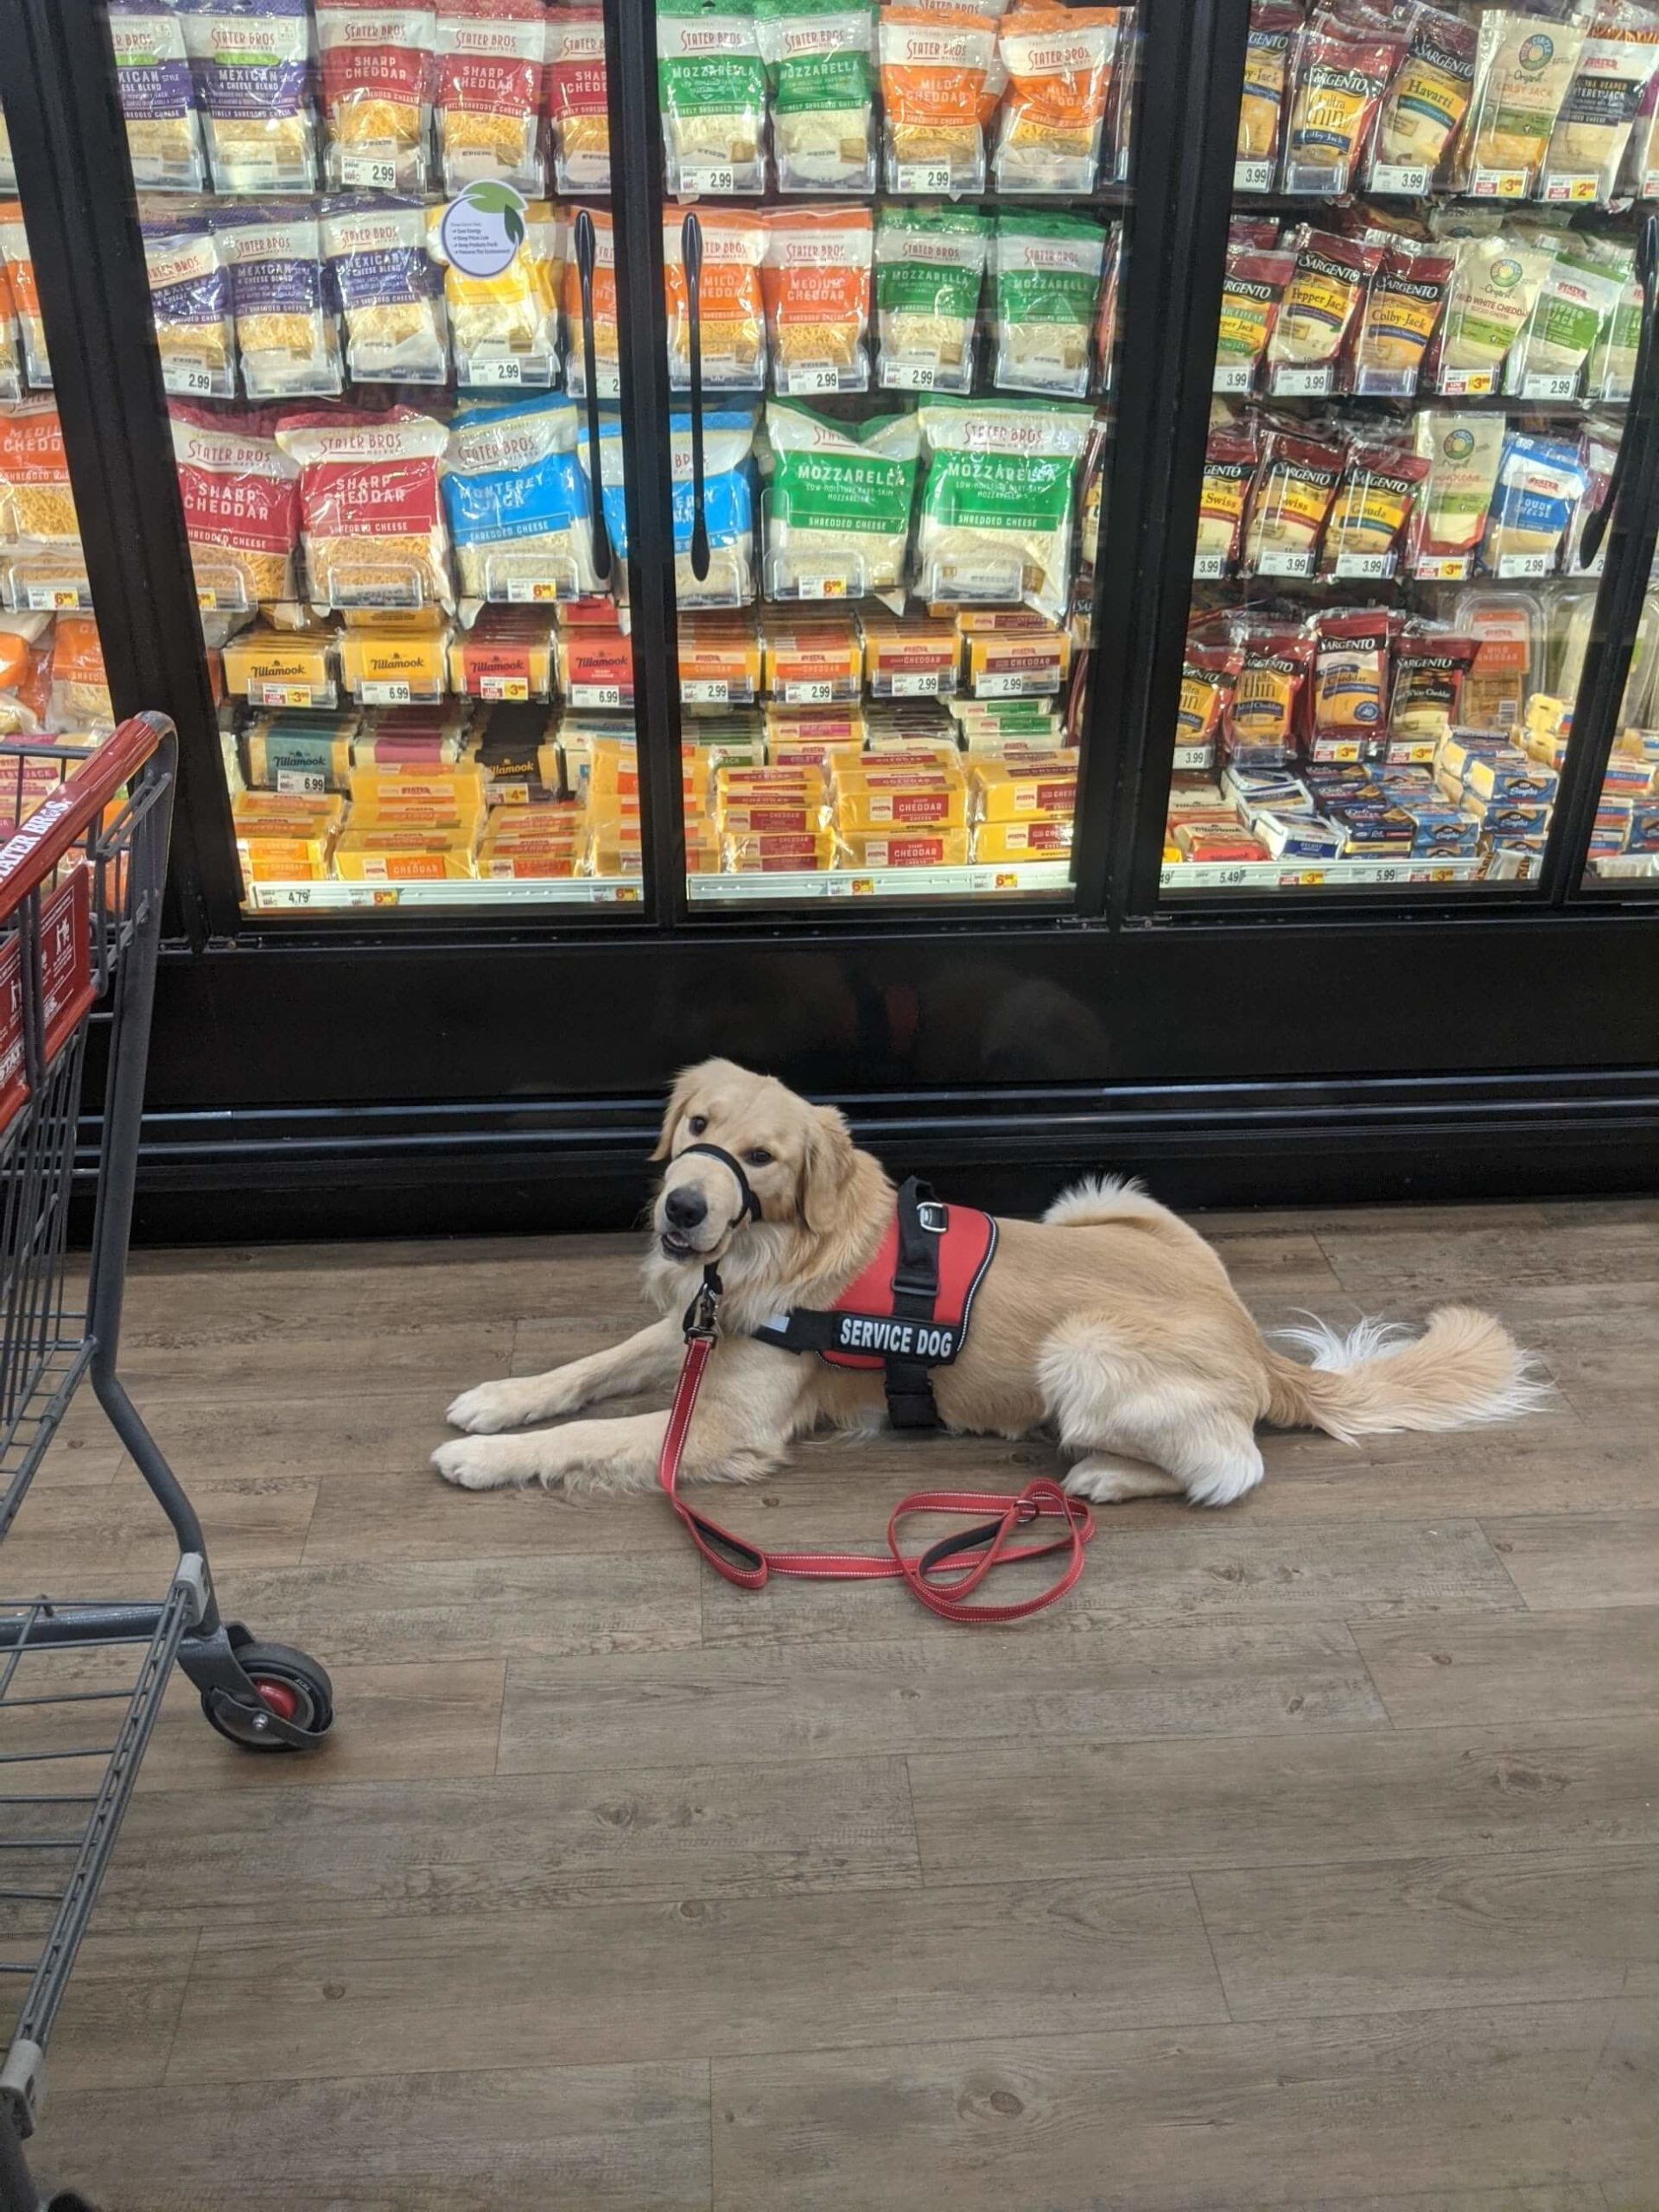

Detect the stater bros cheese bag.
xmin=169 ymin=404 xmax=302 ymax=608
xmin=559 ymin=207 xmax=619 ymax=397
xmin=316 ymin=2 xmax=437 ymax=192
xmin=143 ymin=218 xmax=236 ymax=400
xmin=181 ymin=1 xmax=319 ymax=195
xmin=992 ymin=210 xmax=1107 ymax=398
xmin=993 ymin=5 xmax=1119 ymax=194
xmin=0 ymin=272 xmax=19 ymax=404
xmin=443 ymin=392 xmax=601 ymax=602
xmin=757 ymin=0 xmax=878 ymax=192
xmin=874 ymin=204 xmax=988 ymax=394
xmin=109 ymin=2 xmax=208 ymax=192
xmin=441 ymin=201 xmax=561 ymax=388
xmin=275 ymin=405 xmax=455 ymax=613
xmin=582 ymin=409 xmax=759 ymax=607
xmin=1543 ymin=1 xmax=1659 ymax=200
xmin=664 ymin=210 xmax=768 ymax=390
xmin=216 ymin=204 xmax=343 ymax=400
xmin=434 ymin=0 xmax=549 ymax=194
xmin=764 ymin=398 xmax=920 ymax=605
xmin=878 ymin=5 xmax=999 ymax=194
xmin=322 ymin=194 xmax=449 ymax=385
xmin=0 ymin=402 xmax=86 ymax=613
xmin=549 ymin=9 xmax=611 ymax=190
xmin=0 ymin=213 xmax=45 ymax=391
xmin=762 ymin=206 xmax=873 ymax=393
xmin=657 ymin=0 xmax=768 ymax=195
xmin=915 ymin=394 xmax=1091 ymax=622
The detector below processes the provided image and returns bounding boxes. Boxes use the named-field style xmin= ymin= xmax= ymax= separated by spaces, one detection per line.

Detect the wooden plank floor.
xmin=11 ymin=1196 xmax=1658 ymax=2210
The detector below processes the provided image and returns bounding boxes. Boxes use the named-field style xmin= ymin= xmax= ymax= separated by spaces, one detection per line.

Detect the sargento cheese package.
xmin=276 ymin=405 xmax=455 ymax=614
xmin=216 ymin=204 xmax=344 ymax=401
xmin=663 ymin=210 xmax=768 ymax=391
xmin=322 ymin=194 xmax=449 ymax=386
xmin=434 ymin=0 xmax=549 ymax=194
xmin=559 ymin=207 xmax=617 ymax=398
xmin=1281 ymin=22 xmax=1404 ymax=194
xmin=1237 ymin=1 xmax=1300 ymax=167
xmin=1457 ymin=8 xmax=1587 ymax=192
xmin=1322 ymin=440 xmax=1431 ymax=578
xmin=549 ymin=8 xmax=611 ymax=191
xmin=442 ymin=200 xmax=560 ymax=389
xmin=1223 ymin=621 xmax=1315 ymax=766
xmin=657 ymin=0 xmax=768 ymax=196
xmin=763 ymin=399 xmax=920 ymax=607
xmin=1351 ymin=245 xmax=1456 ymax=395
xmin=991 ymin=211 xmax=1108 ymax=400
xmin=1388 ymin=623 xmax=1478 ymax=741
xmin=1241 ymin=427 xmax=1345 ymax=575
xmin=874 ymin=204 xmax=989 ymax=396
xmin=0 ymin=211 xmax=41 ymax=391
xmin=170 ymin=404 xmax=302 ymax=609
xmin=583 ymin=408 xmax=758 ymax=608
xmin=443 ymin=392 xmax=601 ymax=604
xmin=315 ymin=1 xmax=437 ymax=193
xmin=1312 ymin=607 xmax=1395 ymax=744
xmin=1214 ymin=245 xmax=1296 ymax=391
xmin=1267 ymin=226 xmax=1379 ymax=386
xmin=143 ymin=219 xmax=236 ymax=402
xmin=877 ymin=4 xmax=999 ymax=194
xmin=1178 ymin=642 xmax=1245 ymax=756
xmin=762 ymin=207 xmax=874 ymax=394
xmin=109 ymin=2 xmax=207 ymax=192
xmin=1479 ymin=429 xmax=1588 ymax=575
xmin=1368 ymin=2 xmax=1477 ymax=184
xmin=914 ymin=395 xmax=1092 ymax=623
xmin=993 ymin=5 xmax=1120 ymax=194
xmin=756 ymin=0 xmax=878 ymax=193
xmin=181 ymin=1 xmax=319 ymax=196
xmin=1195 ymin=417 xmax=1261 ymax=575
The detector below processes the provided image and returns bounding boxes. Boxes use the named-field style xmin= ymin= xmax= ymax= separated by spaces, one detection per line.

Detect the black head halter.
xmin=672 ymin=1141 xmax=764 ymax=1230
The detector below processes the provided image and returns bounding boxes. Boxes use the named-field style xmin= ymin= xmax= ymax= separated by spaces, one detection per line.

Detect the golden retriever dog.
xmin=435 ymin=1058 xmax=1546 ymax=1505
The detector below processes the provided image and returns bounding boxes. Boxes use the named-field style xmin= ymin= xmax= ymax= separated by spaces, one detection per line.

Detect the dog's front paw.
xmin=447 ymin=1377 xmax=544 ymax=1433
xmin=433 ymin=1436 xmax=537 ymax=1491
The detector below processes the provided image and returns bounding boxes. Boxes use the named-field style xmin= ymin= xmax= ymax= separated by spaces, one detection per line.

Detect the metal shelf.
xmin=1160 ymin=855 xmax=1485 ymax=891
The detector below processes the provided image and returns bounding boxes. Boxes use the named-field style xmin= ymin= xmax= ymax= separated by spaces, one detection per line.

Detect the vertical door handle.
xmin=1582 ymin=214 xmax=1659 ymax=569
xmin=682 ymin=210 xmax=710 ymax=583
xmin=575 ymin=208 xmax=612 ymax=581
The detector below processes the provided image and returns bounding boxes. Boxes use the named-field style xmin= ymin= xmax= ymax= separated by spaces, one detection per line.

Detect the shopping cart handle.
xmin=0 ymin=711 xmax=174 ymax=921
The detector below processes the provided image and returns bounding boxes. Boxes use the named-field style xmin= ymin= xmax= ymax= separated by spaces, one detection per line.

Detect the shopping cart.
xmin=0 ymin=714 xmax=334 ymax=2212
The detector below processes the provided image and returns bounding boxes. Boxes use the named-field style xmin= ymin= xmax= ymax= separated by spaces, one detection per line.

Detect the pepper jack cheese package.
xmin=1267 ymin=228 xmax=1378 ymax=391
xmin=991 ymin=211 xmax=1108 ymax=398
xmin=549 ymin=8 xmax=611 ymax=190
xmin=109 ymin=1 xmax=208 ymax=192
xmin=434 ymin=0 xmax=549 ymax=195
xmin=874 ymin=205 xmax=989 ymax=394
xmin=316 ymin=2 xmax=438 ymax=193
xmin=1236 ymin=1 xmax=1300 ymax=168
xmin=757 ymin=0 xmax=879 ymax=193
xmin=763 ymin=400 xmax=920 ymax=606
xmin=992 ymin=5 xmax=1120 ymax=195
xmin=1508 ymin=249 xmax=1624 ymax=394
xmin=170 ymin=404 xmax=302 ymax=610
xmin=184 ymin=0 xmax=320 ymax=195
xmin=658 ymin=0 xmax=768 ymax=195
xmin=761 ymin=207 xmax=874 ymax=393
xmin=877 ymin=5 xmax=999 ymax=194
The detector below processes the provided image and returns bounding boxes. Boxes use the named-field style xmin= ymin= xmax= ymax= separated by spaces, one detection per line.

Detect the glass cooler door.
xmin=655 ymin=0 xmax=1136 ymax=906
xmin=1157 ymin=0 xmax=1659 ymax=899
xmin=93 ymin=0 xmax=652 ymax=914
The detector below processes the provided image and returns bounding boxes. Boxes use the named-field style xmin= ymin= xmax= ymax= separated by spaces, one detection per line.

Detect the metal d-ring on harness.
xmin=654 ymin=1146 xmax=1093 ymax=1624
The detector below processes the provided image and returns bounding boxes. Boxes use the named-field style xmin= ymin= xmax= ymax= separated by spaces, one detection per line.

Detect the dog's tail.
xmin=1262 ymin=1308 xmax=1551 ymax=1444
xmin=1044 ymin=1175 xmax=1173 ymax=1230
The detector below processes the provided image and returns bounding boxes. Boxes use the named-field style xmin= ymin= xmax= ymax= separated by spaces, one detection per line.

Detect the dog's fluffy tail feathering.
xmin=1263 ymin=1310 xmax=1551 ymax=1444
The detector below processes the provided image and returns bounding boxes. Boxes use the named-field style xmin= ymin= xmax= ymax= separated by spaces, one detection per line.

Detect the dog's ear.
xmin=798 ymin=1103 xmax=855 ymax=1234
xmin=650 ymin=1067 xmax=702 ymax=1162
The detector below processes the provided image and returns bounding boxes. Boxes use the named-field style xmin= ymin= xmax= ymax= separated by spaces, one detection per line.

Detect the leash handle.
xmin=657 ymin=1305 xmax=1093 ymax=1625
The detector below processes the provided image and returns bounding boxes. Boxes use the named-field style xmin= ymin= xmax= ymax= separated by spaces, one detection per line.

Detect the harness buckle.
xmin=916 ymin=1199 xmax=948 ymax=1234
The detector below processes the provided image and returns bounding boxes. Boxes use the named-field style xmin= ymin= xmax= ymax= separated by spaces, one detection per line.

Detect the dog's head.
xmin=650 ymin=1058 xmax=855 ymax=1265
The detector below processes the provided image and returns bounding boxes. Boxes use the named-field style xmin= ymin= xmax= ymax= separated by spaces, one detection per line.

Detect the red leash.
xmin=657 ymin=1288 xmax=1094 ymax=1626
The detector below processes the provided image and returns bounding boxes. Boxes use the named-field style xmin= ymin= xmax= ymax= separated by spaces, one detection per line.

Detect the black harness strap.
xmin=883 ymin=1179 xmax=946 ymax=1430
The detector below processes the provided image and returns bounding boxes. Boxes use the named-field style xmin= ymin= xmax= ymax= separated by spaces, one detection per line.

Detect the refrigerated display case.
xmin=0 ymin=0 xmax=1653 ymax=1236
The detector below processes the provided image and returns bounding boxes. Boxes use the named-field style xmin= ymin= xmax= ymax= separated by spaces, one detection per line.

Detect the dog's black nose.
xmin=664 ymin=1186 xmax=708 ymax=1230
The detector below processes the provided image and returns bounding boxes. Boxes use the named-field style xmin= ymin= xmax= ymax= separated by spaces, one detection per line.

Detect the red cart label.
xmin=0 ymin=931 xmax=24 ymax=1137
xmin=41 ymin=862 xmax=93 ymax=1067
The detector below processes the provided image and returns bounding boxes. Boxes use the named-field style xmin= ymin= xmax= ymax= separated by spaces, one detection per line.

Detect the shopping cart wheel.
xmin=200 ymin=1641 xmax=334 ymax=1751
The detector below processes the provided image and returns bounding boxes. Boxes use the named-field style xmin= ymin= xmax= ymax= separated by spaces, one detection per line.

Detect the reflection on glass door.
xmin=99 ymin=0 xmax=637 ymax=912
xmin=1161 ymin=0 xmax=1658 ymax=898
xmin=1582 ymin=584 xmax=1659 ymax=879
xmin=657 ymin=0 xmax=1135 ymax=905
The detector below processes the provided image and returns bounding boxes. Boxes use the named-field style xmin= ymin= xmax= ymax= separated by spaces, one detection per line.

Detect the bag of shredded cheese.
xmin=143 ymin=217 xmax=236 ymax=400
xmin=991 ymin=210 xmax=1107 ymax=398
xmin=443 ymin=391 xmax=601 ymax=602
xmin=435 ymin=0 xmax=549 ymax=194
xmin=582 ymin=408 xmax=760 ymax=607
xmin=762 ymin=205 xmax=873 ymax=393
xmin=182 ymin=0 xmax=319 ymax=195
xmin=441 ymin=201 xmax=561 ymax=389
xmin=216 ymin=203 xmax=344 ymax=400
xmin=878 ymin=4 xmax=999 ymax=194
xmin=1543 ymin=0 xmax=1659 ymax=201
xmin=169 ymin=403 xmax=302 ymax=609
xmin=0 ymin=270 xmax=19 ymax=404
xmin=109 ymin=1 xmax=208 ymax=192
xmin=275 ymin=404 xmax=455 ymax=613
xmin=0 ymin=210 xmax=46 ymax=392
xmin=316 ymin=1 xmax=438 ymax=192
xmin=322 ymin=193 xmax=449 ymax=385
xmin=549 ymin=7 xmax=612 ymax=190
xmin=915 ymin=394 xmax=1091 ymax=620
xmin=993 ymin=4 xmax=1120 ymax=194
xmin=0 ymin=101 xmax=13 ymax=194
xmin=757 ymin=0 xmax=878 ymax=192
xmin=0 ymin=402 xmax=87 ymax=614
xmin=664 ymin=209 xmax=769 ymax=390
xmin=658 ymin=0 xmax=768 ymax=195
xmin=874 ymin=203 xmax=988 ymax=395
xmin=1458 ymin=8 xmax=1588 ymax=193
xmin=559 ymin=205 xmax=620 ymax=398
xmin=764 ymin=398 xmax=919 ymax=605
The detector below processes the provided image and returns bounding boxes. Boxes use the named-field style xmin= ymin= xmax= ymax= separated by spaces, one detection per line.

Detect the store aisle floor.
xmin=19 ymin=1197 xmax=1659 ymax=2209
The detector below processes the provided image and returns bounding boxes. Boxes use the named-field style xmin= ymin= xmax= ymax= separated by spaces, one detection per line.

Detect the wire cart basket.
xmin=0 ymin=714 xmax=334 ymax=2212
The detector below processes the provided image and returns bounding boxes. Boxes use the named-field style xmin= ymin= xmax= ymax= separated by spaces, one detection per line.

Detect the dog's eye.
xmin=744 ymin=1147 xmax=773 ymax=1168
xmin=687 ymin=1115 xmax=708 ymax=1135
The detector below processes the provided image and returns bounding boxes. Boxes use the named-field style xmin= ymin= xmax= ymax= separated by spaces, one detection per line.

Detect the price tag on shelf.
xmin=781 ymin=678 xmax=836 ymax=704
xmin=360 ymin=680 xmax=413 ymax=706
xmin=467 ymin=357 xmax=524 ymax=386
xmin=29 ymin=587 xmax=85 ymax=612
xmin=682 ymin=678 xmax=729 ymax=704
xmin=172 ymin=365 xmax=218 ymax=397
xmin=1192 ymin=550 xmax=1228 ymax=582
xmin=884 ymin=357 xmax=938 ymax=391
xmin=1171 ymin=742 xmax=1215 ymax=772
xmin=1354 ymin=365 xmax=1418 ymax=398
xmin=196 ymin=588 xmax=219 ymax=612
xmin=251 ymin=683 xmax=317 ymax=708
xmin=276 ymin=768 xmax=327 ymax=798
xmin=682 ymin=165 xmax=736 ymax=194
xmin=1213 ymin=361 xmax=1252 ymax=394
xmin=1522 ymin=371 xmax=1580 ymax=401
xmin=1368 ymin=161 xmax=1431 ymax=195
xmin=480 ymin=675 xmax=531 ymax=702
xmin=588 ymin=367 xmax=621 ymax=399
xmin=1232 ymin=158 xmax=1272 ymax=192
xmin=1437 ymin=366 xmax=1494 ymax=397
xmin=1256 ymin=549 xmax=1315 ymax=578
xmin=893 ymin=162 xmax=953 ymax=193
xmin=1645 ymin=169 xmax=1659 ymax=200
xmin=1470 ymin=166 xmax=1528 ymax=198
xmin=506 ymin=580 xmax=563 ymax=604
xmin=1497 ymin=550 xmax=1552 ymax=579
xmin=783 ymin=363 xmax=842 ymax=395
xmin=1413 ymin=553 xmax=1470 ymax=582
xmin=1333 ymin=551 xmax=1395 ymax=580
xmin=796 ymin=574 xmax=850 ymax=600
xmin=1270 ymin=364 xmax=1334 ymax=397
xmin=341 ymin=153 xmax=398 ymax=188
xmin=889 ymin=671 xmax=943 ymax=696
xmin=1541 ymin=171 xmax=1599 ymax=203
xmin=976 ymin=671 xmax=1045 ymax=697
xmin=1282 ymin=160 xmax=1350 ymax=195
xmin=571 ymin=682 xmax=624 ymax=708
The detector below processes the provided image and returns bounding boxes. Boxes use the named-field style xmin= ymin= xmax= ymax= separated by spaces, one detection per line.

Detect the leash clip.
xmin=683 ymin=1263 xmax=722 ymax=1343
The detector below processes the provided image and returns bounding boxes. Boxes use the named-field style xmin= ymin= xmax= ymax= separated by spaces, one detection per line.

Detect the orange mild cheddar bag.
xmin=878 ymin=5 xmax=1000 ymax=194
xmin=993 ymin=5 xmax=1120 ymax=194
